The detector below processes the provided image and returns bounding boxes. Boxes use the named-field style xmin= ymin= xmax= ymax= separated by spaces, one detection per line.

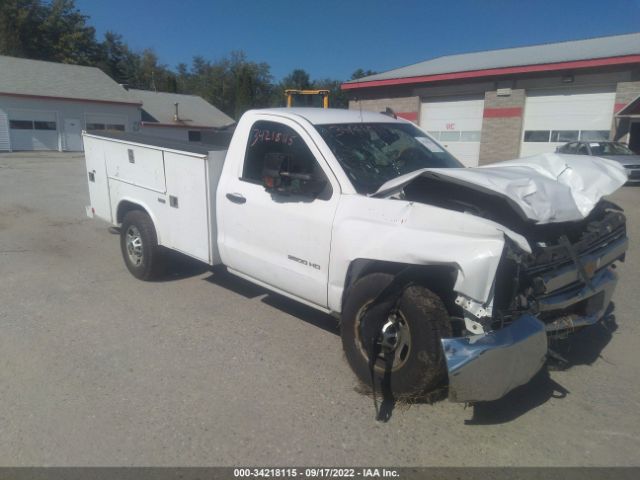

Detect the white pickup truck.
xmin=84 ymin=108 xmax=629 ymax=403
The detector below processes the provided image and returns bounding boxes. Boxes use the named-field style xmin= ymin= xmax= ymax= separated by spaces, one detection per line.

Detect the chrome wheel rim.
xmin=125 ymin=225 xmax=144 ymax=266
xmin=355 ymin=302 xmax=412 ymax=372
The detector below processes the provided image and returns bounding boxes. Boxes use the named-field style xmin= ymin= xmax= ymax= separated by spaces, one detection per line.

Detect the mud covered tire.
xmin=120 ymin=210 xmax=165 ymax=280
xmin=341 ymin=273 xmax=452 ymax=399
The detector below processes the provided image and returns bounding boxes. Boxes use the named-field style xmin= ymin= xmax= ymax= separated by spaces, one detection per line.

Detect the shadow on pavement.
xmin=161 ymin=250 xmax=210 ymax=280
xmin=203 ymin=268 xmax=340 ymax=336
xmin=465 ymin=368 xmax=570 ymax=425
xmin=203 ymin=266 xmax=265 ymax=298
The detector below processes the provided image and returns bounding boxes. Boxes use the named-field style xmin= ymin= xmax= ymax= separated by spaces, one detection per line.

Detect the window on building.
xmin=525 ymin=129 xmax=611 ymax=143
xmin=86 ymin=123 xmax=106 ymax=130
xmin=580 ymin=130 xmax=610 ymax=141
xmin=34 ymin=121 xmax=56 ymax=131
xmin=524 ymin=130 xmax=551 ymax=142
xmin=551 ymin=130 xmax=579 ymax=142
xmin=427 ymin=131 xmax=481 ymax=142
xmin=9 ymin=120 xmax=34 ymax=130
xmin=188 ymin=130 xmax=202 ymax=142
xmin=439 ymin=131 xmax=461 ymax=142
xmin=106 ymin=124 xmax=125 ymax=132
xmin=460 ymin=131 xmax=481 ymax=142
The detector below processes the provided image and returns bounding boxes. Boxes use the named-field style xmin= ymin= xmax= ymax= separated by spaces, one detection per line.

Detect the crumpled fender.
xmin=327 ymin=196 xmax=530 ymax=313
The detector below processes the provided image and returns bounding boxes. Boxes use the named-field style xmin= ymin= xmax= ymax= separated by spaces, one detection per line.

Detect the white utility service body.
xmin=84 ymin=108 xmax=629 ymax=404
xmin=84 ymin=133 xmax=225 ymax=266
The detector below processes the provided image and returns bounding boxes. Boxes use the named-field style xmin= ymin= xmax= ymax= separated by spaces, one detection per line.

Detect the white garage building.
xmin=343 ymin=32 xmax=640 ymax=166
xmin=0 ymin=55 xmax=141 ymax=152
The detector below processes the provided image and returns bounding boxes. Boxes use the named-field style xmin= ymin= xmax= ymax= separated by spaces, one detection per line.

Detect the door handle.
xmin=226 ymin=192 xmax=246 ymax=204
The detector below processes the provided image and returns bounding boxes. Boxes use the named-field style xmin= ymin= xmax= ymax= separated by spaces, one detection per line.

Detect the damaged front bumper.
xmin=441 ymin=266 xmax=619 ymax=403
xmin=441 ymin=314 xmax=548 ymax=403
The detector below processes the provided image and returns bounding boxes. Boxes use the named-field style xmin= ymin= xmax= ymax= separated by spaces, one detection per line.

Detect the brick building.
xmin=342 ymin=32 xmax=640 ymax=166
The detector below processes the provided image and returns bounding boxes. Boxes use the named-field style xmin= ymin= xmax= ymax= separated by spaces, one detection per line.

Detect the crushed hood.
xmin=373 ymin=153 xmax=628 ymax=223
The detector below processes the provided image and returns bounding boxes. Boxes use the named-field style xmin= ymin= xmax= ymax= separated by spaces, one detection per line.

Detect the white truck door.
xmin=218 ymin=118 xmax=339 ymax=308
xmin=83 ymin=136 xmax=113 ymax=221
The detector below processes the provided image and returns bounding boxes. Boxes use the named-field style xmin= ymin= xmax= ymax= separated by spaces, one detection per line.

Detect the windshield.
xmin=315 ymin=122 xmax=463 ymax=194
xmin=590 ymin=142 xmax=634 ymax=156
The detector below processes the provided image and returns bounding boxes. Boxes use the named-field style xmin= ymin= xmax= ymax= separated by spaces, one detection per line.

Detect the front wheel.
xmin=341 ymin=273 xmax=452 ymax=399
xmin=120 ymin=210 xmax=165 ymax=280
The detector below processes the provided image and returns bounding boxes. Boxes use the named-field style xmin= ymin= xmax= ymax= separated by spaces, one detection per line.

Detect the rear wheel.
xmin=341 ymin=273 xmax=452 ymax=399
xmin=120 ymin=210 xmax=164 ymax=280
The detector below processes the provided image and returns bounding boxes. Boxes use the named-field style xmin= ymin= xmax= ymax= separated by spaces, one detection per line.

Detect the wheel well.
xmin=116 ymin=200 xmax=147 ymax=225
xmin=342 ymin=259 xmax=461 ymax=316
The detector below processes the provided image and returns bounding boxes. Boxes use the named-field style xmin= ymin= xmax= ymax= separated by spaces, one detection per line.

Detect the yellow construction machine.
xmin=285 ymin=89 xmax=329 ymax=109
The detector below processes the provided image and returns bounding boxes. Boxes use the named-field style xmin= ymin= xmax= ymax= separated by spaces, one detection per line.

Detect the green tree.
xmin=350 ymin=68 xmax=377 ymax=80
xmin=234 ymin=64 xmax=254 ymax=118
xmin=130 ymin=49 xmax=174 ymax=91
xmin=175 ymin=51 xmax=273 ymax=119
xmin=41 ymin=0 xmax=101 ymax=65
xmin=96 ymin=31 xmax=138 ymax=85
xmin=0 ymin=0 xmax=101 ymax=65
xmin=281 ymin=68 xmax=311 ymax=90
xmin=0 ymin=0 xmax=50 ymax=59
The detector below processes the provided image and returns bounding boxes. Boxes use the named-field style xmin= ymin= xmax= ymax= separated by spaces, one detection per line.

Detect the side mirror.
xmin=262 ymin=153 xmax=327 ymax=198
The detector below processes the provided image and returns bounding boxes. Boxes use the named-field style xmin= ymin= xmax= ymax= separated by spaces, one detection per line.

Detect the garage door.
xmin=9 ymin=110 xmax=58 ymax=151
xmin=420 ymin=97 xmax=484 ymax=167
xmin=520 ymin=90 xmax=616 ymax=157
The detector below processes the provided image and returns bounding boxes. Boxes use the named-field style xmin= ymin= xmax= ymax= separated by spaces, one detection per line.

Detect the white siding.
xmin=520 ymin=90 xmax=616 ymax=157
xmin=420 ymin=97 xmax=484 ymax=167
xmin=0 ymin=94 xmax=141 ymax=152
xmin=0 ymin=108 xmax=9 ymax=151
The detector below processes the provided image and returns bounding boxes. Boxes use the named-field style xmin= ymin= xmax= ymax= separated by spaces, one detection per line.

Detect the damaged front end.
xmin=441 ymin=203 xmax=627 ymax=402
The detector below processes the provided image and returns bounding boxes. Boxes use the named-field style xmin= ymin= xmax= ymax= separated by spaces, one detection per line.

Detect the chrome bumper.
xmin=442 ymin=267 xmax=620 ymax=403
xmin=441 ymin=315 xmax=548 ymax=403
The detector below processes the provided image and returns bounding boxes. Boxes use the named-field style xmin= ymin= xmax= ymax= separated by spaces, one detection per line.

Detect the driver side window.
xmin=242 ymin=120 xmax=327 ymax=187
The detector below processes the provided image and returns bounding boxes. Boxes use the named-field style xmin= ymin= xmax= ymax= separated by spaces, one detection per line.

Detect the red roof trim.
xmin=396 ymin=111 xmax=418 ymax=121
xmin=483 ymin=107 xmax=523 ymax=118
xmin=614 ymin=102 xmax=627 ymax=113
xmin=0 ymin=91 xmax=141 ymax=106
xmin=341 ymin=55 xmax=640 ymax=90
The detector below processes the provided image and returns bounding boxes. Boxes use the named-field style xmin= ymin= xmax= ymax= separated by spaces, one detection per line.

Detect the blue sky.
xmin=76 ymin=0 xmax=640 ymax=81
